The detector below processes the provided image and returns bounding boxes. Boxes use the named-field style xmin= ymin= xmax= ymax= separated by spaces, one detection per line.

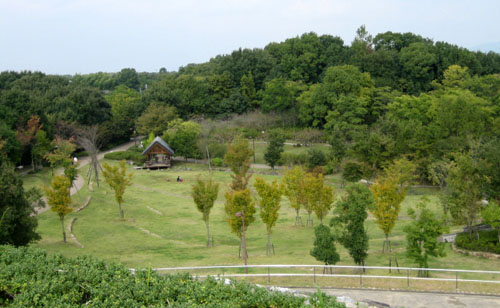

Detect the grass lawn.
xmin=29 ymin=160 xmax=500 ymax=285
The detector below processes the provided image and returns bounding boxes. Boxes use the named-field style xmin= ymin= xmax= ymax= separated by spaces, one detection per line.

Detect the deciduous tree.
xmin=44 ymin=175 xmax=72 ymax=243
xmin=283 ymin=166 xmax=307 ymax=226
xmin=224 ymin=137 xmax=253 ymax=191
xmin=404 ymin=199 xmax=448 ymax=277
xmin=192 ymin=177 xmax=219 ymax=247
xmin=102 ymin=161 xmax=133 ymax=219
xmin=254 ymin=177 xmax=283 ymax=255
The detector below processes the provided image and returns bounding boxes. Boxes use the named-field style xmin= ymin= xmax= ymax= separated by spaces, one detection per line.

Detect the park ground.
xmin=22 ymin=142 xmax=500 ymax=294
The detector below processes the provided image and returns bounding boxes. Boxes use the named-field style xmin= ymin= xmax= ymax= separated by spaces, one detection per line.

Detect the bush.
xmin=307 ymin=148 xmax=327 ymax=170
xmin=324 ymin=159 xmax=340 ymax=175
xmin=342 ymin=160 xmax=373 ymax=182
xmin=104 ymin=150 xmax=146 ymax=165
xmin=455 ymin=230 xmax=500 ymax=254
xmin=211 ymin=157 xmax=224 ymax=167
xmin=0 ymin=246 xmax=346 ymax=307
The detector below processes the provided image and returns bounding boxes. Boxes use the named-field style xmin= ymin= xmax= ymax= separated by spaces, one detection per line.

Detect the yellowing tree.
xmin=370 ymin=158 xmax=416 ymax=252
xmin=102 ymin=161 xmax=133 ymax=219
xmin=304 ymin=173 xmax=335 ymax=225
xmin=283 ymin=166 xmax=307 ymax=226
xmin=192 ymin=177 xmax=219 ymax=247
xmin=44 ymin=175 xmax=73 ymax=243
xmin=254 ymin=177 xmax=283 ymax=255
xmin=224 ymin=137 xmax=253 ymax=191
xmin=224 ymin=189 xmax=256 ymax=258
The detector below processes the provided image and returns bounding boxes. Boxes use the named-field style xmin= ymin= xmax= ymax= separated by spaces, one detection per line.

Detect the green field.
xmin=29 ymin=159 xmax=500 ymax=282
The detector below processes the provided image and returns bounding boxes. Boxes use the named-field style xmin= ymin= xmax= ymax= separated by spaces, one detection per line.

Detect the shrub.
xmin=0 ymin=245 xmax=346 ymax=307
xmin=104 ymin=150 xmax=146 ymax=165
xmin=455 ymin=230 xmax=500 ymax=254
xmin=307 ymin=148 xmax=327 ymax=170
xmin=208 ymin=142 xmax=227 ymax=159
xmin=211 ymin=157 xmax=224 ymax=167
xmin=342 ymin=160 xmax=373 ymax=182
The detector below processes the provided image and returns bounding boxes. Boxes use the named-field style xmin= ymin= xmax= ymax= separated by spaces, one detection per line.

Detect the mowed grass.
xmin=30 ymin=160 xmax=500 ymax=285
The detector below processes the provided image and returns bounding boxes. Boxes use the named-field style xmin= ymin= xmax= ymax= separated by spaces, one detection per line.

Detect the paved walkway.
xmin=293 ymin=287 xmax=500 ymax=308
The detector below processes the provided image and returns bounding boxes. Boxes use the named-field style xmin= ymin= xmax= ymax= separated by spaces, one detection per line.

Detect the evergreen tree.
xmin=310 ymin=224 xmax=339 ymax=273
xmin=0 ymin=163 xmax=40 ymax=246
xmin=264 ymin=129 xmax=285 ymax=169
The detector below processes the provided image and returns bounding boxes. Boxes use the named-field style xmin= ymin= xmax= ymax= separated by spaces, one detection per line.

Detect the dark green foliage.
xmin=307 ymin=148 xmax=327 ymax=170
xmin=332 ymin=184 xmax=373 ymax=266
xmin=310 ymin=224 xmax=340 ymax=266
xmin=104 ymin=150 xmax=146 ymax=165
xmin=342 ymin=161 xmax=366 ymax=183
xmin=455 ymin=230 xmax=500 ymax=254
xmin=0 ymin=164 xmax=40 ymax=246
xmin=0 ymin=246 xmax=346 ymax=307
xmin=264 ymin=129 xmax=286 ymax=169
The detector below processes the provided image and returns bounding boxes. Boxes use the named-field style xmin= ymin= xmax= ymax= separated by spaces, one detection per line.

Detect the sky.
xmin=1 ymin=0 xmax=499 ymax=75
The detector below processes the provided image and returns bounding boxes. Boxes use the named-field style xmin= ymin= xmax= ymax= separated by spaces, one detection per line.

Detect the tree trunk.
xmin=31 ymin=152 xmax=35 ymax=172
xmin=266 ymin=231 xmax=271 ymax=256
xmin=205 ymin=145 xmax=211 ymax=172
xmin=118 ymin=202 xmax=124 ymax=219
xmin=60 ymin=215 xmax=66 ymax=243
xmin=252 ymin=138 xmax=256 ymax=163
xmin=205 ymin=220 xmax=210 ymax=248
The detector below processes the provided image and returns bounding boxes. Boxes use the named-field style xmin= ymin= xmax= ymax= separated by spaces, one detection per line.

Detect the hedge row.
xmin=104 ymin=150 xmax=146 ymax=165
xmin=0 ymin=246 xmax=345 ymax=307
xmin=455 ymin=230 xmax=500 ymax=254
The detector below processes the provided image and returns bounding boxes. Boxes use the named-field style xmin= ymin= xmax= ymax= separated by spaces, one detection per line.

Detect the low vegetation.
xmin=0 ymin=245 xmax=346 ymax=307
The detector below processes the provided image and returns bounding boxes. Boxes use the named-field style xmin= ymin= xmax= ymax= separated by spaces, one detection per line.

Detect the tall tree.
xmin=192 ymin=177 xmax=219 ymax=247
xmin=332 ymin=183 xmax=374 ymax=267
xmin=16 ymin=115 xmax=42 ymax=172
xmin=44 ymin=137 xmax=76 ymax=176
xmin=264 ymin=129 xmax=285 ymax=169
xmin=404 ymin=199 xmax=448 ymax=277
xmin=254 ymin=177 xmax=283 ymax=255
xmin=446 ymin=152 xmax=489 ymax=238
xmin=102 ymin=161 xmax=133 ymax=219
xmin=224 ymin=188 xmax=256 ymax=259
xmin=224 ymin=137 xmax=253 ymax=191
xmin=370 ymin=158 xmax=415 ymax=252
xmin=283 ymin=166 xmax=307 ymax=226
xmin=0 ymin=163 xmax=40 ymax=246
xmin=310 ymin=224 xmax=340 ymax=273
xmin=304 ymin=173 xmax=334 ymax=225
xmin=481 ymin=202 xmax=500 ymax=244
xmin=44 ymin=175 xmax=73 ymax=243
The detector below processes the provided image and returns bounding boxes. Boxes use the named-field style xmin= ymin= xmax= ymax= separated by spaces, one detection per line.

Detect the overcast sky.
xmin=1 ymin=0 xmax=499 ymax=75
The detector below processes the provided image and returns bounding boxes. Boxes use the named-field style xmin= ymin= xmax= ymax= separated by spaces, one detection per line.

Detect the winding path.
xmin=34 ymin=140 xmax=137 ymax=215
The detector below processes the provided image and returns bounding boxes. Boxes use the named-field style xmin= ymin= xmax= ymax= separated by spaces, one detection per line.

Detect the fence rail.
xmin=134 ymin=264 xmax=500 ymax=294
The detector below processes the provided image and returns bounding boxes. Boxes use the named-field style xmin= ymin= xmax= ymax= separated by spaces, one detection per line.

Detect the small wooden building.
xmin=141 ymin=136 xmax=175 ymax=169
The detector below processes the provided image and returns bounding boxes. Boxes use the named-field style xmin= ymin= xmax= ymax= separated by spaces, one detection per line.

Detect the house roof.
xmin=141 ymin=136 xmax=175 ymax=156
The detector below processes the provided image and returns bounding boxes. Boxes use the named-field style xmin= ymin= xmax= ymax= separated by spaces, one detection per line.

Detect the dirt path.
xmin=34 ymin=140 xmax=137 ymax=215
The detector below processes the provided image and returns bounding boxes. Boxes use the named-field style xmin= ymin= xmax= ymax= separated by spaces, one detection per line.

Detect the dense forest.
xmin=1 ymin=27 xmax=500 ymax=190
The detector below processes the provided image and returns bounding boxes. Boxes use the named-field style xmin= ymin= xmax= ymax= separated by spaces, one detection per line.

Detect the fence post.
xmin=313 ymin=267 xmax=316 ymax=284
xmin=407 ymin=269 xmax=410 ymax=288
xmin=456 ymin=271 xmax=458 ymax=292
xmin=268 ymin=267 xmax=270 ymax=283
xmin=359 ymin=271 xmax=362 ymax=287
